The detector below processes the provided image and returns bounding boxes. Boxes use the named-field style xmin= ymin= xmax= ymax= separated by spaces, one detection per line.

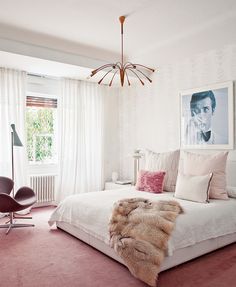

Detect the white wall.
xmin=118 ymin=44 xmax=236 ymax=183
xmin=103 ymin=88 xmax=120 ymax=183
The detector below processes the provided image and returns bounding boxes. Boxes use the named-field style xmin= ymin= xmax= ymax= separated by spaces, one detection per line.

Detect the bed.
xmin=48 ymin=186 xmax=236 ymax=272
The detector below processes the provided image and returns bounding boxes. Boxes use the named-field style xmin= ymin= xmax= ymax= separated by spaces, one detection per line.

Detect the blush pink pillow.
xmin=182 ymin=151 xmax=229 ymax=199
xmin=136 ymin=170 xmax=166 ymax=193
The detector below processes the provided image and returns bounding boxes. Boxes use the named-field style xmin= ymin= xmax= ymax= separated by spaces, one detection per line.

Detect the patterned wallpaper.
xmin=118 ymin=44 xmax=236 ymax=181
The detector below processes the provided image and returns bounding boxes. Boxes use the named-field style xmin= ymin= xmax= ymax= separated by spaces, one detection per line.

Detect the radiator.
xmin=30 ymin=175 xmax=56 ymax=203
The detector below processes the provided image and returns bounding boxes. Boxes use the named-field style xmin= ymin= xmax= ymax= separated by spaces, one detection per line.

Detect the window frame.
xmin=26 ymin=92 xmax=59 ymax=170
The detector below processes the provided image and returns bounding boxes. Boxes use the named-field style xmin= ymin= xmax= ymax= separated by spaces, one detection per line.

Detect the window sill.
xmin=28 ymin=163 xmax=58 ymax=176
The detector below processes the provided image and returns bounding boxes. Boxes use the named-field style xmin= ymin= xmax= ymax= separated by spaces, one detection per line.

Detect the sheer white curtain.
xmin=57 ymin=79 xmax=104 ymax=202
xmin=0 ymin=68 xmax=28 ymax=190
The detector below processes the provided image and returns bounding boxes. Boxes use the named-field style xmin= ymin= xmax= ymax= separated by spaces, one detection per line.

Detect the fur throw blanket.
xmin=109 ymin=197 xmax=183 ymax=287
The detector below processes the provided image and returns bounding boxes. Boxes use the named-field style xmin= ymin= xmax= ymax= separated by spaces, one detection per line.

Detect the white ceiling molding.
xmin=0 ymin=0 xmax=236 ymax=78
xmin=0 ymin=37 xmax=108 ymax=70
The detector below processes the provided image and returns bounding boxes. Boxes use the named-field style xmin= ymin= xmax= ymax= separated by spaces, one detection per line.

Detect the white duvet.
xmin=48 ymin=187 xmax=236 ymax=255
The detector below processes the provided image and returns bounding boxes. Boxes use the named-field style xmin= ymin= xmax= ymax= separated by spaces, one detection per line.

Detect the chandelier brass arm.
xmin=98 ymin=69 xmax=113 ymax=84
xmin=91 ymin=63 xmax=118 ymax=76
xmin=126 ymin=68 xmax=145 ymax=85
xmin=90 ymin=16 xmax=155 ymax=87
xmin=109 ymin=70 xmax=119 ymax=86
xmin=124 ymin=63 xmax=155 ymax=72
xmin=128 ymin=67 xmax=153 ymax=83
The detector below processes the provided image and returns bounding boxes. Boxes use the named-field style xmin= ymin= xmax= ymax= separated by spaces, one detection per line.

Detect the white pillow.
xmin=174 ymin=173 xmax=213 ymax=203
xmin=145 ymin=149 xmax=180 ymax=192
xmin=227 ymin=186 xmax=236 ymax=198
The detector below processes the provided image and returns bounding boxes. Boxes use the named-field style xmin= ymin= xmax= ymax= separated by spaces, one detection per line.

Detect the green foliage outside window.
xmin=26 ymin=107 xmax=56 ymax=163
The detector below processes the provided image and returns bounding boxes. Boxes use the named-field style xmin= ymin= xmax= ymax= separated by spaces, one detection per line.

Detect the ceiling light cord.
xmin=119 ymin=16 xmax=125 ymax=67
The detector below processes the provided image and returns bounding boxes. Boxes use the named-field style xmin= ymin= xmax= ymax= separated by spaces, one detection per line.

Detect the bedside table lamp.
xmin=11 ymin=124 xmax=23 ymax=196
xmin=133 ymin=149 xmax=143 ymax=185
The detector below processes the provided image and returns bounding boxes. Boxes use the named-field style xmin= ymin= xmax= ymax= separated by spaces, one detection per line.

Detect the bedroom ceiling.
xmin=0 ymin=0 xmax=236 ymax=79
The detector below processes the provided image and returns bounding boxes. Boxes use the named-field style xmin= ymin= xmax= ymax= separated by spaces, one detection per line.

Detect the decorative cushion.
xmin=182 ymin=151 xmax=229 ymax=199
xmin=145 ymin=149 xmax=180 ymax=192
xmin=135 ymin=170 xmax=166 ymax=193
xmin=174 ymin=173 xmax=212 ymax=203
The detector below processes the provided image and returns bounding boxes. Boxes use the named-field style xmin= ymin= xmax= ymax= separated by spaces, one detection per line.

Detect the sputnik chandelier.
xmin=90 ymin=16 xmax=155 ymax=87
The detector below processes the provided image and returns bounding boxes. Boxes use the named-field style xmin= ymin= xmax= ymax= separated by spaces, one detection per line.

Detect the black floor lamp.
xmin=10 ymin=124 xmax=33 ymax=221
xmin=11 ymin=124 xmax=23 ymax=196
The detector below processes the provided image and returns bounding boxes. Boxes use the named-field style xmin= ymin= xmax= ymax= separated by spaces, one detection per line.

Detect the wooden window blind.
xmin=26 ymin=96 xmax=57 ymax=108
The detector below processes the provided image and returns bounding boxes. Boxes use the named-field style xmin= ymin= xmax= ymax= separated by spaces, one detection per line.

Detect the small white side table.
xmin=104 ymin=182 xmax=132 ymax=190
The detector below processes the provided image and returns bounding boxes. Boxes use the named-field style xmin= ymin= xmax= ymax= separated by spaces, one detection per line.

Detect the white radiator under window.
xmin=30 ymin=175 xmax=56 ymax=204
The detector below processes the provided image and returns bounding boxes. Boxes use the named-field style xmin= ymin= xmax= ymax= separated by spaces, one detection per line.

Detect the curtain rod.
xmin=27 ymin=73 xmax=59 ymax=81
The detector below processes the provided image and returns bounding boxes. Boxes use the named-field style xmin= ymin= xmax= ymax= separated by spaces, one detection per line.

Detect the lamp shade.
xmin=11 ymin=124 xmax=23 ymax=147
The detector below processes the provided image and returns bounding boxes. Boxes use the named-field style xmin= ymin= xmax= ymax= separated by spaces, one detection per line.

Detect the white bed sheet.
xmin=48 ymin=187 xmax=236 ymax=255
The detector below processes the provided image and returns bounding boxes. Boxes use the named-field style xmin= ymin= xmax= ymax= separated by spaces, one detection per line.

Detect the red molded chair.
xmin=0 ymin=176 xmax=14 ymax=195
xmin=0 ymin=177 xmax=36 ymax=234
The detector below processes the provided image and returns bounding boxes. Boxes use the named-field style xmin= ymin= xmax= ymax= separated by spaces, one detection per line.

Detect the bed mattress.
xmin=48 ymin=187 xmax=236 ymax=269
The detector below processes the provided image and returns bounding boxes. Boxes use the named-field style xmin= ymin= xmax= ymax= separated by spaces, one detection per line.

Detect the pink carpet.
xmin=0 ymin=207 xmax=235 ymax=287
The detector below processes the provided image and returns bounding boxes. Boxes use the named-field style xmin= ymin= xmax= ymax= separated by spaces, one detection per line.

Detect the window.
xmin=26 ymin=96 xmax=57 ymax=164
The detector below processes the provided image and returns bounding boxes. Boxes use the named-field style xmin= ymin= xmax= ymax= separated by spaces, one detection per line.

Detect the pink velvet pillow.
xmin=136 ymin=170 xmax=166 ymax=193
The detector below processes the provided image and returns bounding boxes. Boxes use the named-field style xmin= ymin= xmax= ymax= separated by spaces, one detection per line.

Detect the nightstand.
xmin=104 ymin=181 xmax=132 ymax=190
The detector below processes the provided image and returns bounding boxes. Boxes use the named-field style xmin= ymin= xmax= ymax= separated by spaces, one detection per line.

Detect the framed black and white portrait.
xmin=180 ymin=81 xmax=234 ymax=149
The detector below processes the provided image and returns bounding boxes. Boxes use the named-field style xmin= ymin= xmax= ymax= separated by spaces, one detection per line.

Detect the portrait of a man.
xmin=180 ymin=82 xmax=233 ymax=149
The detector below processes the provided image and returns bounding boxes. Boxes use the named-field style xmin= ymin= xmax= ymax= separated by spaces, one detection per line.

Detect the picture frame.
xmin=180 ymin=81 xmax=234 ymax=149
